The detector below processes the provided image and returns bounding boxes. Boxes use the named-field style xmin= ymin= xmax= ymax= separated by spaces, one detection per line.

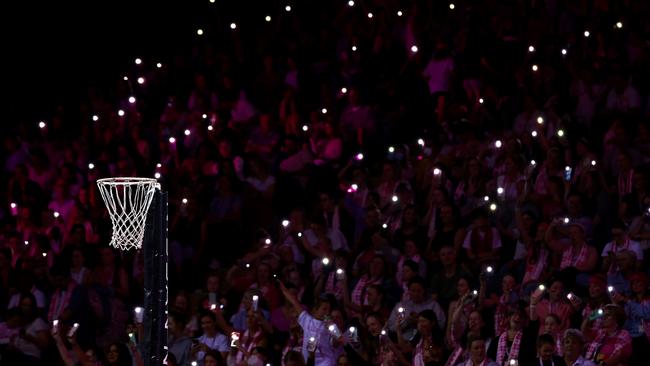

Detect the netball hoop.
xmin=96 ymin=177 xmax=168 ymax=366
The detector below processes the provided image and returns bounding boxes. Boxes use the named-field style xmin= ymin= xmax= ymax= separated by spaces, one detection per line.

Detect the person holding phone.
xmin=582 ymin=304 xmax=632 ymax=366
xmin=192 ymin=311 xmax=229 ymax=364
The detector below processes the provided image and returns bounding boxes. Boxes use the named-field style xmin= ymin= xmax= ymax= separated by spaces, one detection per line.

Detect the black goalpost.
xmin=141 ymin=189 xmax=168 ymax=366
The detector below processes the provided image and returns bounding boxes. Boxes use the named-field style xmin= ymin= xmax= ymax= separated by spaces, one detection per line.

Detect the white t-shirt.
xmin=196 ymin=332 xmax=229 ymax=363
xmin=298 ymin=311 xmax=339 ymax=366
xmin=601 ymin=239 xmax=643 ymax=260
xmin=13 ymin=318 xmax=48 ymax=358
xmin=7 ymin=287 xmax=46 ymax=309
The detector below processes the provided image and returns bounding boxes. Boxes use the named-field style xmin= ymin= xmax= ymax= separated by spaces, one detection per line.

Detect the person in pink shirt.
xmin=530 ymin=279 xmax=574 ymax=334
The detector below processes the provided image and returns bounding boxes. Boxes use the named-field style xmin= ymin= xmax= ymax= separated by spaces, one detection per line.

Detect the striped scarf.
xmin=494 ymin=293 xmax=514 ymax=335
xmin=560 ymin=243 xmax=588 ymax=269
xmin=586 ymin=329 xmax=629 ymax=361
xmin=523 ymin=247 xmax=548 ymax=284
xmin=236 ymin=329 xmax=263 ymax=364
xmin=496 ymin=330 xmax=522 ymax=365
xmin=445 ymin=346 xmax=466 ymax=366
xmin=351 ymin=275 xmax=381 ymax=306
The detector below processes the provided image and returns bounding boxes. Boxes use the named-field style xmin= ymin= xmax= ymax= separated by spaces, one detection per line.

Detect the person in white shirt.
xmin=562 ymin=329 xmax=596 ymax=366
xmin=191 ymin=311 xmax=229 ymax=365
xmin=601 ymin=219 xmax=643 ymax=272
xmin=279 ymin=281 xmax=342 ymax=366
xmin=387 ymin=277 xmax=446 ymax=336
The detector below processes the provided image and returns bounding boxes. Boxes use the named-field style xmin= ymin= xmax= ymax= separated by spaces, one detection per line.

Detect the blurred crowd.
xmin=2 ymin=1 xmax=650 ymax=365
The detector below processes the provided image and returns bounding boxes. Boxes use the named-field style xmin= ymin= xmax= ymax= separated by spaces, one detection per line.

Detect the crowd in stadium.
xmin=2 ymin=1 xmax=650 ymax=365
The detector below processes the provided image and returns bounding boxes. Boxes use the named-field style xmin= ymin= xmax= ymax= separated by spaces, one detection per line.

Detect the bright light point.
xmin=137 ymin=77 xmax=145 ymax=84
xmin=209 ymin=0 xmax=215 ymax=2
xmin=351 ymin=45 xmax=357 ymax=52
xmin=356 ymin=153 xmax=364 ymax=160
xmin=388 ymin=146 xmax=395 ymax=153
xmin=616 ymin=21 xmax=623 ymax=29
xmin=530 ymin=160 xmax=536 ymax=166
xmin=24 ymin=241 xmax=29 ymax=246
xmin=397 ymin=10 xmax=403 ymax=16
xmin=297 ymin=232 xmax=302 ymax=238
xmin=510 ymin=360 xmax=517 ymax=366
xmin=197 ymin=29 xmax=204 ymax=35
xmin=561 ymin=48 xmax=567 ymax=55
xmin=608 ymin=286 xmax=614 ymax=292
xmin=382 ymin=223 xmax=388 ymax=229
xmin=118 ymin=110 xmax=125 ymax=117
xmin=484 ymin=196 xmax=490 ymax=202
xmin=487 ymin=266 xmax=493 ymax=273
xmin=532 ymin=64 xmax=539 ymax=72
xmin=528 ymin=45 xmax=535 ymax=52
xmin=230 ymin=23 xmax=237 ymax=30
xmin=135 ymin=58 xmax=142 ymax=65
xmin=10 ymin=203 xmax=16 ymax=208
xmin=391 ymin=195 xmax=398 ymax=202
xmin=301 ymin=125 xmax=309 ymax=132
xmin=531 ymin=131 xmax=538 ymax=137
xmin=156 ymin=163 xmax=162 ymax=168
xmin=349 ymin=326 xmax=355 ymax=332
xmin=245 ymin=263 xmax=251 ymax=268
xmin=207 ymin=125 xmax=213 ymax=132
xmin=265 ymin=238 xmax=271 ymax=245
xmin=381 ymin=330 xmax=387 ymax=335
xmin=417 ymin=138 xmax=425 ymax=146
xmin=38 ymin=121 xmax=46 ymax=129
xmin=92 ymin=115 xmax=99 ymax=122
xmin=202 ymin=114 xmax=208 ymax=119
xmin=182 ymin=198 xmax=188 ymax=204
xmin=53 ymin=211 xmax=60 ymax=218
xmin=539 ymin=284 xmax=545 ymax=291
xmin=184 ymin=129 xmax=191 ymax=136
xmin=565 ymin=166 xmax=571 ymax=172
xmin=351 ymin=184 xmax=358 ymax=191
xmin=88 ymin=163 xmax=95 ymax=170
xmin=495 ymin=140 xmax=502 ymax=148
xmin=410 ymin=45 xmax=419 ymax=53
xmin=322 ymin=257 xmax=330 ymax=266
xmin=367 ymin=12 xmax=373 ymax=19
xmin=285 ymin=5 xmax=291 ymax=12
xmin=567 ymin=293 xmax=573 ymax=299
xmin=154 ymin=172 xmax=161 ymax=179
xmin=128 ymin=96 xmax=136 ymax=104
xmin=328 ymin=324 xmax=335 ymax=331
xmin=337 ymin=269 xmax=344 ymax=275
xmin=537 ymin=116 xmax=544 ymax=124
xmin=584 ymin=30 xmax=590 ymax=38
xmin=156 ymin=63 xmax=162 ymax=68
xmin=557 ymin=129 xmax=565 ymax=137
xmin=42 ymin=252 xmax=47 ymax=257
xmin=398 ymin=307 xmax=404 ymax=313
xmin=265 ymin=15 xmax=271 ymax=22
xmin=449 ymin=3 xmax=455 ymax=10
xmin=489 ymin=203 xmax=497 ymax=211
xmin=433 ymin=168 xmax=441 ymax=176
xmin=169 ymin=137 xmax=176 ymax=144
xmin=597 ymin=309 xmax=603 ymax=314
xmin=123 ymin=76 xmax=129 ymax=81
xmin=591 ymin=160 xmax=596 ymax=166
xmin=564 ymin=217 xmax=570 ymax=224
xmin=282 ymin=220 xmax=290 ymax=227
xmin=341 ymin=87 xmax=348 ymax=94
xmin=497 ymin=187 xmax=504 ymax=195
xmin=479 ymin=98 xmax=484 ymax=104
xmin=321 ymin=108 xmax=328 ymax=114
xmin=348 ymin=0 xmax=354 ymax=6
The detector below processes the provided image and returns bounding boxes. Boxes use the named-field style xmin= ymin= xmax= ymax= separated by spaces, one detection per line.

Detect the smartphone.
xmin=564 ymin=166 xmax=572 ymax=181
xmin=129 ymin=332 xmax=137 ymax=343
xmin=589 ymin=309 xmax=604 ymax=321
xmin=230 ymin=332 xmax=240 ymax=347
xmin=307 ymin=336 xmax=317 ymax=352
xmin=52 ymin=320 xmax=59 ymax=335
xmin=67 ymin=323 xmax=80 ymax=338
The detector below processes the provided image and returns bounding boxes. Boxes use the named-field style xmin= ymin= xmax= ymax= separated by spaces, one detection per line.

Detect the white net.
xmin=97 ymin=177 xmax=160 ymax=251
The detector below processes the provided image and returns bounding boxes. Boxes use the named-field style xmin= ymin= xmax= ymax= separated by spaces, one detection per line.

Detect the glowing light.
xmin=348 ymin=0 xmax=354 ymax=6
xmin=391 ymin=195 xmax=399 ymax=203
xmin=337 ymin=269 xmax=344 ymax=275
xmin=348 ymin=326 xmax=356 ymax=333
xmin=302 ymin=125 xmax=309 ymax=132
xmin=616 ymin=21 xmax=623 ymax=29
xmin=285 ymin=5 xmax=291 ymax=12
xmin=341 ymin=87 xmax=348 ymax=94
xmin=532 ymin=64 xmax=539 ymax=72
xmin=486 ymin=266 xmax=493 ymax=273
xmin=538 ymin=284 xmax=545 ymax=291
xmin=351 ymin=45 xmax=357 ymax=52
xmin=297 ymin=232 xmax=302 ymax=238
xmin=128 ymin=96 xmax=136 ymax=104
xmin=382 ymin=223 xmax=388 ymax=229
xmin=265 ymin=15 xmax=271 ymax=22
xmin=489 ymin=203 xmax=497 ymax=211
xmin=608 ymin=286 xmax=614 ymax=293
xmin=497 ymin=187 xmax=504 ymax=195
xmin=397 ymin=10 xmax=403 ymax=17
xmin=230 ymin=23 xmax=237 ymax=30
xmin=473 ymin=290 xmax=478 ymax=295
xmin=196 ymin=29 xmax=204 ymax=36
xmin=182 ymin=198 xmax=188 ymax=204
xmin=202 ymin=114 xmax=208 ymax=119
xmin=355 ymin=153 xmax=364 ymax=160
xmin=123 ymin=76 xmax=129 ymax=81
xmin=118 ymin=109 xmax=125 ymax=117
xmin=398 ymin=307 xmax=404 ymax=313
xmin=135 ymin=58 xmax=142 ymax=65
xmin=591 ymin=160 xmax=597 ymax=166
xmin=584 ymin=30 xmax=590 ymax=38
xmin=557 ymin=129 xmax=565 ymax=137
xmin=350 ymin=183 xmax=358 ymax=191
xmin=156 ymin=63 xmax=162 ymax=68
xmin=449 ymin=3 xmax=455 ymax=10
xmin=53 ymin=211 xmax=60 ymax=218
xmin=245 ymin=263 xmax=251 ymax=268
xmin=495 ymin=140 xmax=502 ymax=148
xmin=410 ymin=45 xmax=419 ymax=53
xmin=322 ymin=257 xmax=330 ymax=266
xmin=10 ymin=203 xmax=16 ymax=208
xmin=169 ymin=137 xmax=176 ymax=144
xmin=483 ymin=196 xmax=490 ymax=202
xmin=265 ymin=238 xmax=271 ymax=245
xmin=530 ymin=160 xmax=536 ymax=166
xmin=537 ymin=116 xmax=544 ymax=124
xmin=321 ymin=108 xmax=328 ymax=114
xmin=367 ymin=12 xmax=373 ymax=19
xmin=24 ymin=241 xmax=29 ymax=246
xmin=92 ymin=115 xmax=99 ymax=122
xmin=528 ymin=45 xmax=535 ymax=53
xmin=42 ymin=252 xmax=47 ymax=257
xmin=531 ymin=131 xmax=538 ymax=137
xmin=156 ymin=163 xmax=162 ymax=168
xmin=184 ymin=129 xmax=191 ymax=136
xmin=561 ymin=48 xmax=567 ymax=55
xmin=433 ymin=168 xmax=441 ymax=176
xmin=388 ymin=146 xmax=395 ymax=153
xmin=564 ymin=217 xmax=570 ymax=224
xmin=417 ymin=138 xmax=425 ymax=146
xmin=154 ymin=172 xmax=161 ymax=179
xmin=479 ymin=98 xmax=484 ymax=104
xmin=88 ymin=163 xmax=95 ymax=170
xmin=137 ymin=77 xmax=145 ymax=85
xmin=282 ymin=220 xmax=290 ymax=227
xmin=38 ymin=121 xmax=46 ymax=129
xmin=567 ymin=293 xmax=573 ymax=299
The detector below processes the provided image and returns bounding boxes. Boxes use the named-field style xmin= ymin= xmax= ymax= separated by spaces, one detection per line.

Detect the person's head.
xmin=548 ymin=279 xmax=564 ymax=301
xmin=19 ymin=292 xmax=37 ymax=320
xmin=438 ymin=245 xmax=457 ymax=266
xmin=502 ymin=274 xmax=516 ymax=293
xmin=105 ymin=342 xmax=131 ymax=365
xmin=507 ymin=306 xmax=525 ymax=330
xmin=0 ymin=248 xmax=12 ymax=270
xmin=365 ymin=312 xmax=384 ymax=337
xmin=562 ymin=329 xmax=585 ymax=360
xmin=200 ymin=311 xmax=218 ymax=336
xmin=630 ymin=272 xmax=649 ymax=296
xmin=568 ymin=222 xmax=586 ymax=243
xmin=467 ymin=334 xmax=487 ymax=363
xmin=537 ymin=333 xmax=556 ymax=361
xmin=456 ymin=277 xmax=470 ymax=297
xmin=203 ymin=350 xmax=224 ymax=366
xmin=168 ymin=310 xmax=187 ymax=336
xmin=417 ymin=309 xmax=437 ymax=335
xmin=566 ymin=194 xmax=584 ymax=217
xmin=467 ymin=310 xmax=484 ymax=332
xmin=284 ymin=351 xmax=306 ymax=366
xmin=402 ymin=260 xmax=419 ymax=283
xmin=50 ymin=265 xmax=70 ymax=290
xmin=408 ymin=277 xmax=428 ymax=303
xmin=337 ymin=353 xmax=351 ymax=366
xmin=403 ymin=239 xmax=419 ymax=258
xmin=71 ymin=247 xmax=85 ymax=268
xmin=173 ymin=291 xmax=190 ymax=312
xmin=369 ymin=255 xmax=387 ymax=278
xmin=312 ymin=296 xmax=332 ymax=320
xmin=366 ymin=284 xmax=384 ymax=307
xmin=256 ymin=262 xmax=272 ymax=283
xmin=402 ymin=205 xmax=419 ymax=226
xmin=544 ymin=313 xmax=561 ymax=335
xmin=603 ymin=304 xmax=626 ymax=330
xmin=589 ymin=274 xmax=606 ymax=298
xmin=206 ymin=272 xmax=220 ymax=293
